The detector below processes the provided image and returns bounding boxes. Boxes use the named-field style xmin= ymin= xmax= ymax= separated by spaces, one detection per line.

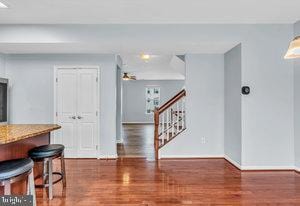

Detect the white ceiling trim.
xmin=0 ymin=0 xmax=300 ymax=24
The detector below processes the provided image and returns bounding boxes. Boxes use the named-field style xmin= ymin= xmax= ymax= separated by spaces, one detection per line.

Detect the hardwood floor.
xmin=36 ymin=158 xmax=300 ymax=205
xmin=117 ymin=124 xmax=154 ymax=160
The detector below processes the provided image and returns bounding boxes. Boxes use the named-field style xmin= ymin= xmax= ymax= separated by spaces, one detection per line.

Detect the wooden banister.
xmin=157 ymin=90 xmax=186 ymax=114
xmin=154 ymin=89 xmax=186 ymax=160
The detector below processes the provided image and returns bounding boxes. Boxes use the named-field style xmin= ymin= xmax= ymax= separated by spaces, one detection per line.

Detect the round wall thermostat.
xmin=242 ymin=86 xmax=250 ymax=95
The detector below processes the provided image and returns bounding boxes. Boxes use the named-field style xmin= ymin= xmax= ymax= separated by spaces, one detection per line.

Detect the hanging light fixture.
xmin=122 ymin=72 xmax=136 ymax=81
xmin=285 ymin=36 xmax=300 ymax=59
xmin=123 ymin=73 xmax=131 ymax=81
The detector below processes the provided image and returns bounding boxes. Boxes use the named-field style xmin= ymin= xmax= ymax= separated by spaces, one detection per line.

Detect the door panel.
xmin=78 ymin=123 xmax=94 ymax=148
xmin=60 ymin=122 xmax=77 ymax=154
xmin=77 ymin=69 xmax=98 ymax=157
xmin=78 ymin=72 xmax=95 ymax=114
xmin=56 ymin=69 xmax=78 ymax=157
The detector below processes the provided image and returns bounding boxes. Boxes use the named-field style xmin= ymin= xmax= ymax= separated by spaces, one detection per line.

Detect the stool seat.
xmin=29 ymin=144 xmax=65 ymax=159
xmin=28 ymin=144 xmax=66 ymax=200
xmin=0 ymin=158 xmax=34 ymax=180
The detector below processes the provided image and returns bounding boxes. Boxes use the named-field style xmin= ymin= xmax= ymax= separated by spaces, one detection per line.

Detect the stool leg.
xmin=43 ymin=159 xmax=48 ymax=185
xmin=27 ymin=170 xmax=37 ymax=206
xmin=61 ymin=152 xmax=66 ymax=188
xmin=48 ymin=158 xmax=53 ymax=200
xmin=3 ymin=181 xmax=11 ymax=195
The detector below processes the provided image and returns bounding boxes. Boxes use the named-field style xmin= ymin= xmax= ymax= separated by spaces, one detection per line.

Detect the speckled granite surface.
xmin=0 ymin=124 xmax=61 ymax=145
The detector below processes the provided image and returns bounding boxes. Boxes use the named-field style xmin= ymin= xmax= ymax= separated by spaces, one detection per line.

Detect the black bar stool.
xmin=0 ymin=158 xmax=36 ymax=206
xmin=28 ymin=144 xmax=66 ymax=200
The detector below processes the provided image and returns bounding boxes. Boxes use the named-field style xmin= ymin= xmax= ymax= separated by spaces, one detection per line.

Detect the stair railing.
xmin=154 ymin=89 xmax=186 ymax=160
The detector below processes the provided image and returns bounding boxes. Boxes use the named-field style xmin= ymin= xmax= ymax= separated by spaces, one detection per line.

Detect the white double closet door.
xmin=54 ymin=67 xmax=99 ymax=158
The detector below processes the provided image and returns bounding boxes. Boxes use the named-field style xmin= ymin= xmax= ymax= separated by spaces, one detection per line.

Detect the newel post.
xmin=154 ymin=109 xmax=159 ymax=160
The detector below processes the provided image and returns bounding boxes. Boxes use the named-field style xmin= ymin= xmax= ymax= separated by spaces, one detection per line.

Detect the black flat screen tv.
xmin=0 ymin=78 xmax=8 ymax=124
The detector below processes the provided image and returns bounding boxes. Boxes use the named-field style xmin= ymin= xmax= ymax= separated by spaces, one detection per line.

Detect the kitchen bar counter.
xmin=0 ymin=124 xmax=61 ymax=145
xmin=0 ymin=124 xmax=61 ymax=195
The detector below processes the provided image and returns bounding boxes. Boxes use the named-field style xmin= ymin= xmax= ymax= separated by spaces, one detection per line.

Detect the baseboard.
xmin=116 ymin=139 xmax=123 ymax=144
xmin=241 ymin=165 xmax=295 ymax=171
xmin=160 ymin=155 xmax=224 ymax=159
xmin=98 ymin=154 xmax=118 ymax=160
xmin=122 ymin=122 xmax=154 ymax=124
xmin=224 ymin=155 xmax=294 ymax=171
xmin=224 ymin=155 xmax=242 ymax=170
xmin=101 ymin=151 xmax=299 ymax=172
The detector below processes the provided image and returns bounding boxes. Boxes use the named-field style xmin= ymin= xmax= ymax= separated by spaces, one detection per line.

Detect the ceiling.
xmin=121 ymin=54 xmax=185 ymax=80
xmin=0 ymin=0 xmax=300 ymax=24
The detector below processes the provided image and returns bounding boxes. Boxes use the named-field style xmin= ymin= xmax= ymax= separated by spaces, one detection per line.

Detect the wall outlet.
xmin=201 ymin=137 xmax=206 ymax=144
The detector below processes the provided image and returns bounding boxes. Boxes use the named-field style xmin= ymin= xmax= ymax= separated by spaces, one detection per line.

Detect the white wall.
xmin=224 ymin=44 xmax=242 ymax=165
xmin=122 ymin=80 xmax=185 ymax=123
xmin=5 ymin=54 xmax=117 ymax=158
xmin=294 ymin=21 xmax=300 ymax=169
xmin=160 ymin=54 xmax=224 ymax=157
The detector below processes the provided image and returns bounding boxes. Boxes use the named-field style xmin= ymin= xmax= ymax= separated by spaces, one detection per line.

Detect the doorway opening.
xmin=116 ymin=54 xmax=186 ymax=160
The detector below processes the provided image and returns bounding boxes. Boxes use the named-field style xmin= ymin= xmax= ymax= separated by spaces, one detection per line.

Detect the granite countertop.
xmin=0 ymin=124 xmax=61 ymax=145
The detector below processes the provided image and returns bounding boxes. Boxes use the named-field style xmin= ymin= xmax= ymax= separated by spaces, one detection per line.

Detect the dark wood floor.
xmin=36 ymin=158 xmax=300 ymax=205
xmin=117 ymin=124 xmax=154 ymax=160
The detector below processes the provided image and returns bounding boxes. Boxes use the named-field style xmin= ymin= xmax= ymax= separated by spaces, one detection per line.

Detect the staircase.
xmin=154 ymin=89 xmax=186 ymax=160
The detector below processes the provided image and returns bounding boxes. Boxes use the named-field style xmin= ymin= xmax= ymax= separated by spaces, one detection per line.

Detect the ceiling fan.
xmin=122 ymin=72 xmax=136 ymax=81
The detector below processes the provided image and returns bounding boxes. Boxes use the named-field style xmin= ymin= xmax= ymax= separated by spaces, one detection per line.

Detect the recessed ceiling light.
xmin=0 ymin=1 xmax=8 ymax=8
xmin=141 ymin=54 xmax=150 ymax=61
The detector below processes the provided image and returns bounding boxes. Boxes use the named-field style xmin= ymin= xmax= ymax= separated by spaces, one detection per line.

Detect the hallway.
xmin=117 ymin=124 xmax=155 ymax=160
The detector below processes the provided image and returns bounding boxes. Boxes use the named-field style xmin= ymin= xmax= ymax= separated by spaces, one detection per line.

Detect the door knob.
xmin=77 ymin=116 xmax=83 ymax=119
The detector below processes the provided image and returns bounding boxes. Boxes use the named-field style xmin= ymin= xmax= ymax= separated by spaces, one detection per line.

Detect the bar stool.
xmin=28 ymin=144 xmax=66 ymax=200
xmin=0 ymin=158 xmax=36 ymax=206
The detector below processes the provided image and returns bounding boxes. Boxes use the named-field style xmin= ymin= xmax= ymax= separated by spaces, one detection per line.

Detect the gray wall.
xmin=161 ymin=25 xmax=294 ymax=169
xmin=0 ymin=24 xmax=295 ymax=167
xmin=224 ymin=44 xmax=242 ymax=165
xmin=116 ymin=56 xmax=123 ymax=143
xmin=122 ymin=80 xmax=184 ymax=123
xmin=294 ymin=21 xmax=300 ymax=169
xmin=0 ymin=54 xmax=5 ymax=77
xmin=240 ymin=27 xmax=294 ymax=169
xmin=161 ymin=54 xmax=224 ymax=157
xmin=5 ymin=54 xmax=117 ymax=158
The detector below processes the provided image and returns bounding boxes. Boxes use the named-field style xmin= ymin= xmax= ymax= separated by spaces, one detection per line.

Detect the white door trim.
xmin=53 ymin=65 xmax=101 ymax=158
